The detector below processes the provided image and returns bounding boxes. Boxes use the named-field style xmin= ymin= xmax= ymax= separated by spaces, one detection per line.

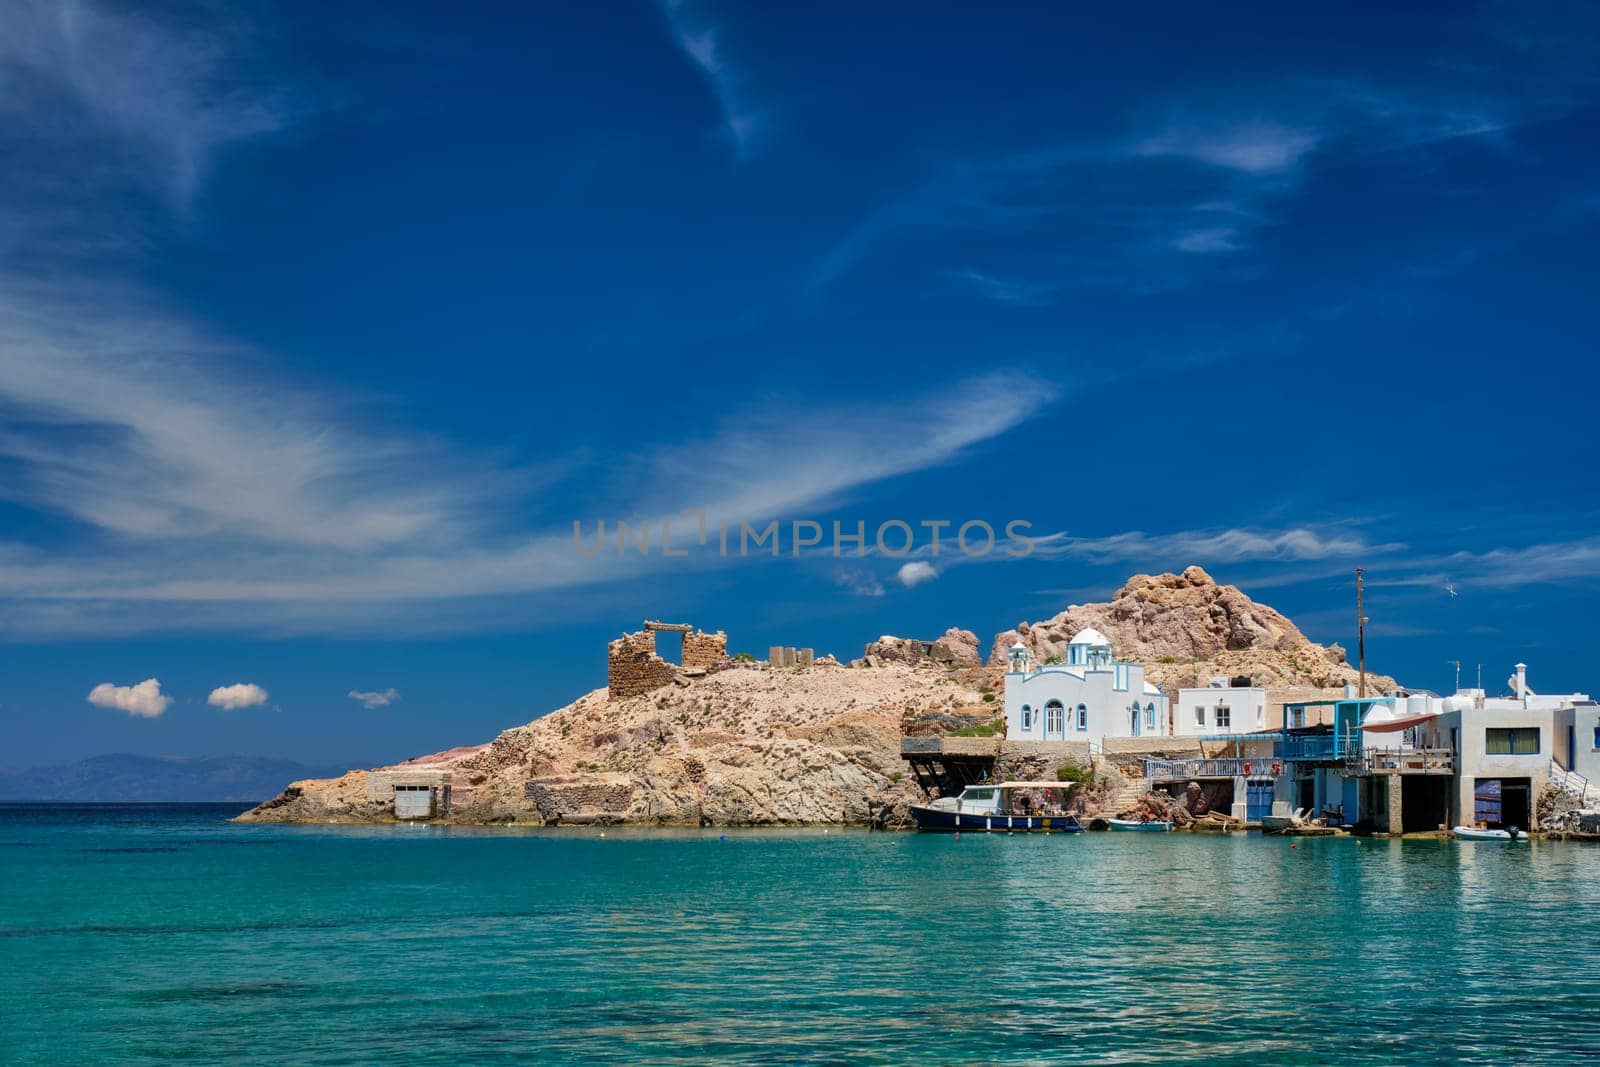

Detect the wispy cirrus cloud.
xmin=1029 ymin=525 xmax=1401 ymax=565
xmin=830 ymin=570 xmax=885 ymax=598
xmin=0 ymin=0 xmax=288 ymax=209
xmin=812 ymin=75 xmax=1548 ymax=297
xmin=1134 ymin=119 xmax=1321 ymax=175
xmin=1171 ymin=226 xmax=1244 ymax=254
xmin=0 ymin=275 xmax=527 ymax=552
xmin=0 ymin=275 xmax=1055 ymax=634
xmin=948 ymin=269 xmax=1062 ymax=307
xmin=1366 ymin=536 xmax=1600 ymax=591
xmin=658 ymin=0 xmax=761 ymax=154
xmin=348 ymin=688 xmax=400 ymax=710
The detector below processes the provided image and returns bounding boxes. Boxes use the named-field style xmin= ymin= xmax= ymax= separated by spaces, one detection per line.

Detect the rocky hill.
xmin=239 ymin=662 xmax=986 ymax=826
xmin=239 ymin=566 xmax=1397 ymax=827
xmin=989 ymin=566 xmax=1396 ymax=692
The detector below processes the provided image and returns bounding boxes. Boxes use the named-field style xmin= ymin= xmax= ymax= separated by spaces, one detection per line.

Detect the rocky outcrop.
xmin=862 ymin=628 xmax=981 ymax=668
xmin=240 ymin=662 xmax=985 ymax=827
xmin=932 ymin=628 xmax=982 ymax=667
xmin=862 ymin=635 xmax=931 ymax=666
xmin=989 ymin=565 xmax=1397 ymax=691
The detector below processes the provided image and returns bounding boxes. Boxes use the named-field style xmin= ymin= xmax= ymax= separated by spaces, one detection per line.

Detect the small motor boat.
xmin=1451 ymin=825 xmax=1527 ymax=841
xmin=909 ymin=782 xmax=1085 ymax=833
xmin=1107 ymin=818 xmax=1172 ymax=832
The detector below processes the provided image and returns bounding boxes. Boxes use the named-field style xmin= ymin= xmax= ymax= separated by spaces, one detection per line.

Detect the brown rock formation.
xmin=988 ymin=566 xmax=1397 ymax=691
xmin=931 ymin=628 xmax=982 ymax=667
xmin=863 ymin=627 xmax=982 ymax=668
xmin=240 ymin=662 xmax=985 ymax=827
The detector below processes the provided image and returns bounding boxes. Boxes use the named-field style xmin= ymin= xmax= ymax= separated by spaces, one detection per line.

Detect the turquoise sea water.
xmin=3 ymin=805 xmax=1598 ymax=1065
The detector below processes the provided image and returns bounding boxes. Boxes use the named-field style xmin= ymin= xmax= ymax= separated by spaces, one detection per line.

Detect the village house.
xmin=1174 ymin=678 xmax=1268 ymax=737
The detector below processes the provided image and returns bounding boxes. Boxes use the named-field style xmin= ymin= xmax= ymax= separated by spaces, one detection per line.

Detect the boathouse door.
xmin=1246 ymin=779 xmax=1274 ymax=822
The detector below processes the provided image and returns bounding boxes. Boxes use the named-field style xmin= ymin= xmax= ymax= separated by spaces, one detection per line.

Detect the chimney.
xmin=1515 ymin=662 xmax=1527 ymax=706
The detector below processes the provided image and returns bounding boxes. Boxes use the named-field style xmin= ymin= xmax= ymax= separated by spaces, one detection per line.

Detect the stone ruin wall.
xmin=767 ymin=646 xmax=815 ymax=667
xmin=608 ymin=621 xmax=732 ymax=700
xmin=608 ymin=629 xmax=679 ymax=700
xmin=682 ymin=629 xmax=729 ymax=670
xmin=525 ymin=777 xmax=636 ymax=823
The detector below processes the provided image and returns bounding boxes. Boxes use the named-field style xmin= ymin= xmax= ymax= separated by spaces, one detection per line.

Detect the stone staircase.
xmin=1551 ymin=760 xmax=1600 ymax=807
xmin=1092 ymin=754 xmax=1152 ymax=816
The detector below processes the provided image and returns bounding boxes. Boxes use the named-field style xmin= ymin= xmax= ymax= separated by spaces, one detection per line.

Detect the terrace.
xmin=1278 ymin=698 xmax=1390 ymax=763
xmin=1346 ymin=747 xmax=1454 ymax=775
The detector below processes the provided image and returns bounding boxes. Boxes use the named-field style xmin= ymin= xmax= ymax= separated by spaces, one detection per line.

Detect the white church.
xmin=1003 ymin=628 xmax=1169 ymax=741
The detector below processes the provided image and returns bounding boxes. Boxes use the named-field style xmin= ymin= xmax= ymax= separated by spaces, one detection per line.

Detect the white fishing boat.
xmin=1106 ymin=818 xmax=1172 ymax=832
xmin=1452 ymin=825 xmax=1528 ymax=841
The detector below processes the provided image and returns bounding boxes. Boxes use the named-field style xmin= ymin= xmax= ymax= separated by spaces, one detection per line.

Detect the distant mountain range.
xmin=0 ymin=754 xmax=360 ymax=803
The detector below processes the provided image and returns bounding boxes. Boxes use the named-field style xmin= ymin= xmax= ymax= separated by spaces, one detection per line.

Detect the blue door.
xmin=1246 ymin=779 xmax=1274 ymax=822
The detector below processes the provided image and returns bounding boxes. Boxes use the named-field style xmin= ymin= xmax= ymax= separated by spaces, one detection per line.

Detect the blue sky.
xmin=2 ymin=1 xmax=1598 ymax=766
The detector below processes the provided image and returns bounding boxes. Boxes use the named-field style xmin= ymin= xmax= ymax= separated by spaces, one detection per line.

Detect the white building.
xmin=1555 ymin=703 xmax=1600 ymax=791
xmin=1175 ymin=678 xmax=1268 ymax=736
xmin=1413 ymin=663 xmax=1592 ymax=829
xmin=1003 ymin=628 xmax=1169 ymax=742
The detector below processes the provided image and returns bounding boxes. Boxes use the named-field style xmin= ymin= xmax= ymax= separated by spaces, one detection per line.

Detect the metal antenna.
xmin=1356 ymin=567 xmax=1367 ymax=698
xmin=1449 ymin=659 xmax=1461 ymax=693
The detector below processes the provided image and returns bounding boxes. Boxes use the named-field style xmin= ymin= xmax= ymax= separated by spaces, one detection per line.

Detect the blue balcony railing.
xmin=1278 ymin=735 xmax=1362 ymax=761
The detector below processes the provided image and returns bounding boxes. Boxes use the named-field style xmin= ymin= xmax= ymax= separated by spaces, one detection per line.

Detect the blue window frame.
xmin=1020 ymin=704 xmax=1033 ymax=731
xmin=1076 ymin=704 xmax=1088 ymax=730
xmin=1145 ymin=703 xmax=1156 ymax=731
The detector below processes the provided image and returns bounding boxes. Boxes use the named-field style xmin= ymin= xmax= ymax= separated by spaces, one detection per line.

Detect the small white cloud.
xmin=831 ymin=571 xmax=885 ymax=598
xmin=207 ymin=682 xmax=269 ymax=710
xmin=897 ymin=561 xmax=938 ymax=588
xmin=1172 ymin=226 xmax=1242 ymax=254
xmin=348 ymin=687 xmax=400 ymax=710
xmin=87 ymin=678 xmax=171 ymax=718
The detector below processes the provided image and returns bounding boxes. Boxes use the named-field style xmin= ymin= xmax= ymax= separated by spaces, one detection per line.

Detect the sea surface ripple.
xmin=3 ymin=804 xmax=1597 ymax=1065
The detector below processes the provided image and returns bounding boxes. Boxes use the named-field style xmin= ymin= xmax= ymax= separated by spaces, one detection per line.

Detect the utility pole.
xmin=1356 ymin=567 xmax=1367 ymax=698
